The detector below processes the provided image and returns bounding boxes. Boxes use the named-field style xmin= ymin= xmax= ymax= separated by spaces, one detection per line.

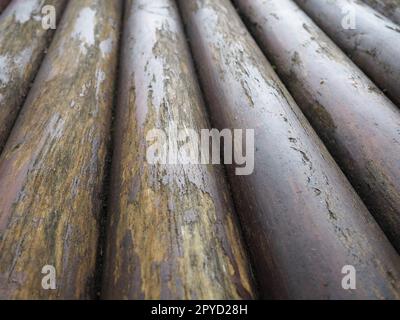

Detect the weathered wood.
xmin=294 ymin=0 xmax=400 ymax=107
xmin=0 ymin=0 xmax=10 ymax=13
xmin=362 ymin=0 xmax=400 ymax=25
xmin=101 ymin=0 xmax=256 ymax=300
xmin=234 ymin=0 xmax=400 ymax=253
xmin=0 ymin=0 xmax=67 ymax=151
xmin=0 ymin=0 xmax=121 ymax=299
xmin=178 ymin=0 xmax=400 ymax=299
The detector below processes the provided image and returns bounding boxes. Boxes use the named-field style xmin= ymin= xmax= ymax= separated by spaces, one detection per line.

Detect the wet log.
xmin=294 ymin=0 xmax=400 ymax=107
xmin=0 ymin=0 xmax=67 ymax=151
xmin=178 ymin=0 xmax=400 ymax=299
xmin=0 ymin=0 xmax=121 ymax=299
xmin=234 ymin=0 xmax=400 ymax=253
xmin=362 ymin=0 xmax=400 ymax=25
xmin=0 ymin=0 xmax=10 ymax=13
xmin=101 ymin=0 xmax=256 ymax=300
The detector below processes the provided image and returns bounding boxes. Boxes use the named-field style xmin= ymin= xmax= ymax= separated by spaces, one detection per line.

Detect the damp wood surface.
xmin=0 ymin=0 xmax=67 ymax=151
xmin=362 ymin=0 xmax=400 ymax=25
xmin=178 ymin=0 xmax=400 ymax=299
xmin=0 ymin=0 xmax=121 ymax=299
xmin=101 ymin=0 xmax=256 ymax=300
xmin=234 ymin=0 xmax=400 ymax=253
xmin=294 ymin=0 xmax=400 ymax=107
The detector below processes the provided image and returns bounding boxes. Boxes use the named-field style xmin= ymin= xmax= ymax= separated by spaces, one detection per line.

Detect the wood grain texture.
xmin=0 ymin=0 xmax=11 ymax=13
xmin=178 ymin=0 xmax=400 ymax=299
xmin=294 ymin=0 xmax=400 ymax=107
xmin=0 ymin=0 xmax=121 ymax=299
xmin=101 ymin=0 xmax=256 ymax=300
xmin=234 ymin=0 xmax=400 ymax=253
xmin=0 ymin=0 xmax=67 ymax=151
xmin=362 ymin=0 xmax=400 ymax=25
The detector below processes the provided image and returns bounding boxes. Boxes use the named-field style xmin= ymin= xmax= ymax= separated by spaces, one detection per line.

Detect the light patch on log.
xmin=0 ymin=55 xmax=11 ymax=84
xmin=72 ymin=7 xmax=96 ymax=54
xmin=99 ymin=37 xmax=113 ymax=57
xmin=7 ymin=0 xmax=43 ymax=24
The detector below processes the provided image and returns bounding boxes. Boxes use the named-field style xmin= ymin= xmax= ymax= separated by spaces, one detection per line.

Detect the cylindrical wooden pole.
xmin=0 ymin=0 xmax=67 ymax=151
xmin=294 ymin=0 xmax=400 ymax=107
xmin=178 ymin=0 xmax=400 ymax=299
xmin=362 ymin=0 xmax=400 ymax=25
xmin=234 ymin=0 xmax=400 ymax=252
xmin=0 ymin=0 xmax=121 ymax=299
xmin=101 ymin=0 xmax=256 ymax=300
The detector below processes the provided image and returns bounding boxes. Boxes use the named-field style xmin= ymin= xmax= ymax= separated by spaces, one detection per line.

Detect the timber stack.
xmin=0 ymin=0 xmax=399 ymax=300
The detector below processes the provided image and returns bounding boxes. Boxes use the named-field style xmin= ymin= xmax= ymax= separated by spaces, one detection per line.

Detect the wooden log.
xmin=101 ymin=0 xmax=256 ymax=300
xmin=294 ymin=0 xmax=400 ymax=107
xmin=362 ymin=0 xmax=400 ymax=25
xmin=234 ymin=0 xmax=400 ymax=252
xmin=0 ymin=0 xmax=121 ymax=299
xmin=0 ymin=0 xmax=10 ymax=13
xmin=178 ymin=0 xmax=400 ymax=299
xmin=0 ymin=0 xmax=67 ymax=151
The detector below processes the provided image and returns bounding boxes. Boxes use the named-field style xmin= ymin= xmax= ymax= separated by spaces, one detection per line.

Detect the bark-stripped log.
xmin=0 ymin=0 xmax=67 ymax=151
xmin=362 ymin=0 xmax=400 ymax=25
xmin=294 ymin=0 xmax=400 ymax=107
xmin=0 ymin=0 xmax=121 ymax=299
xmin=101 ymin=0 xmax=255 ymax=300
xmin=178 ymin=0 xmax=400 ymax=299
xmin=234 ymin=0 xmax=400 ymax=253
xmin=0 ymin=0 xmax=10 ymax=13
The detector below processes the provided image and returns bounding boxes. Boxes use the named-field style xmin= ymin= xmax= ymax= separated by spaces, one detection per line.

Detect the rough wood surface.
xmin=101 ymin=0 xmax=256 ymax=300
xmin=0 ymin=0 xmax=11 ymax=13
xmin=0 ymin=0 xmax=67 ymax=151
xmin=0 ymin=0 xmax=121 ymax=299
xmin=294 ymin=0 xmax=400 ymax=107
xmin=362 ymin=0 xmax=400 ymax=25
xmin=234 ymin=0 xmax=400 ymax=253
xmin=179 ymin=0 xmax=400 ymax=299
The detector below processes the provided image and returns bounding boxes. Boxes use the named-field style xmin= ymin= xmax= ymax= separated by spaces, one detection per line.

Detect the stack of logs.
xmin=0 ymin=0 xmax=399 ymax=299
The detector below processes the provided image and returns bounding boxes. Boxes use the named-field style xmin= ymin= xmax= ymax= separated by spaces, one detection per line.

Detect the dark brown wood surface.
xmin=234 ymin=0 xmax=400 ymax=253
xmin=178 ymin=0 xmax=400 ymax=299
xmin=0 ymin=0 xmax=121 ymax=299
xmin=0 ymin=0 xmax=67 ymax=151
xmin=101 ymin=0 xmax=256 ymax=300
xmin=295 ymin=0 xmax=400 ymax=107
xmin=0 ymin=0 xmax=10 ymax=13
